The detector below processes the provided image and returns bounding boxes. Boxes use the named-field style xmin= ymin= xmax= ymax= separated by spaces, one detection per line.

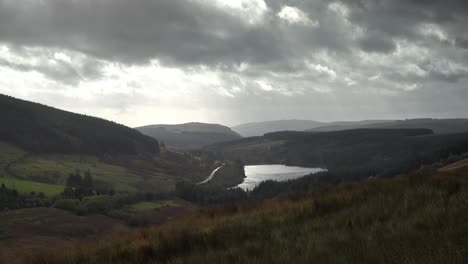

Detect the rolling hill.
xmin=231 ymin=120 xmax=325 ymax=137
xmin=135 ymin=123 xmax=241 ymax=150
xmin=231 ymin=119 xmax=393 ymax=137
xmin=232 ymin=118 xmax=468 ymax=137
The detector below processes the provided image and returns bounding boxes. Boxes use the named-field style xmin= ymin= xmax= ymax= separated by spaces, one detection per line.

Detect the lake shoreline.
xmin=236 ymin=164 xmax=327 ymax=191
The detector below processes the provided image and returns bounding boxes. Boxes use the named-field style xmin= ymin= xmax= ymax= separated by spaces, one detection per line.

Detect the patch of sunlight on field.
xmin=10 ymin=155 xmax=140 ymax=192
xmin=8 ymin=155 xmax=175 ymax=193
xmin=0 ymin=145 xmax=177 ymax=193
xmin=0 ymin=178 xmax=64 ymax=196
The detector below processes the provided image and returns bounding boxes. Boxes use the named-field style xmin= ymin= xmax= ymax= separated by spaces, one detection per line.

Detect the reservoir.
xmin=236 ymin=164 xmax=327 ymax=191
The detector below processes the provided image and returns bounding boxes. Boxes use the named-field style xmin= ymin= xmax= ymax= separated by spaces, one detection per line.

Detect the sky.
xmin=0 ymin=0 xmax=467 ymax=127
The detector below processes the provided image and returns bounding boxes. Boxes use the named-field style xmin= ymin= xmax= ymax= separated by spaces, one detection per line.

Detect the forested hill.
xmin=206 ymin=128 xmax=468 ymax=180
xmin=309 ymin=118 xmax=468 ymax=134
xmin=0 ymin=94 xmax=159 ymax=155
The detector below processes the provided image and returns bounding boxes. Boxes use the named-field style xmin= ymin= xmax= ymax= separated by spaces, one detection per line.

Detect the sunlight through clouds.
xmin=198 ymin=0 xmax=268 ymax=25
xmin=277 ymin=6 xmax=319 ymax=27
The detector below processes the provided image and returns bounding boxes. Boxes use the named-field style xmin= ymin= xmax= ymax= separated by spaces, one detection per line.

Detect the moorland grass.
xmin=26 ymin=166 xmax=468 ymax=264
xmin=128 ymin=201 xmax=178 ymax=211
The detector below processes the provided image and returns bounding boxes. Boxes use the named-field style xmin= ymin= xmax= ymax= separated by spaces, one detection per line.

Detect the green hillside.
xmin=0 ymin=142 xmax=212 ymax=195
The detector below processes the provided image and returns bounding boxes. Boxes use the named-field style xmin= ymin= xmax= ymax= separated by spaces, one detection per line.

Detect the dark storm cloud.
xmin=0 ymin=0 xmax=466 ymax=69
xmin=0 ymin=0 xmax=288 ymax=67
xmin=0 ymin=0 xmax=358 ymax=72
xmin=336 ymin=0 xmax=468 ymax=48
xmin=358 ymin=32 xmax=396 ymax=54
xmin=325 ymin=0 xmax=468 ymax=87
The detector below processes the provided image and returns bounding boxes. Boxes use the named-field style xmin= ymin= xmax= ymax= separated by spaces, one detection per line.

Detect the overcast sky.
xmin=1 ymin=0 xmax=467 ymax=127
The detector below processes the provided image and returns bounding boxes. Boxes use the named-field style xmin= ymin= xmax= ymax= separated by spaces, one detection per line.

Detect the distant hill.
xmin=0 ymin=94 xmax=159 ymax=155
xmin=233 ymin=118 xmax=468 ymax=137
xmin=309 ymin=118 xmax=468 ymax=134
xmin=231 ymin=119 xmax=394 ymax=137
xmin=231 ymin=120 xmax=325 ymax=137
xmin=135 ymin=123 xmax=241 ymax=150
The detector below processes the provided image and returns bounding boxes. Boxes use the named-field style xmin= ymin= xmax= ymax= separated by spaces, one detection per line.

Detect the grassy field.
xmin=1 ymin=154 xmax=176 ymax=193
xmin=0 ymin=178 xmax=64 ymax=196
xmin=0 ymin=141 xmax=179 ymax=194
xmin=0 ymin=141 xmax=216 ymax=197
xmin=128 ymin=200 xmax=178 ymax=211
xmin=26 ymin=164 xmax=468 ymax=264
xmin=10 ymin=155 xmax=143 ymax=192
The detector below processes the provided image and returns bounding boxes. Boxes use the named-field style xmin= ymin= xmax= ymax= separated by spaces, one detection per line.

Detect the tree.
xmin=63 ymin=170 xmax=97 ymax=199
xmin=83 ymin=170 xmax=94 ymax=195
xmin=66 ymin=172 xmax=82 ymax=189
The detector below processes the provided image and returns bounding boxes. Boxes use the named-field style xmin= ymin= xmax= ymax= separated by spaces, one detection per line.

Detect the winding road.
xmin=198 ymin=164 xmax=224 ymax=184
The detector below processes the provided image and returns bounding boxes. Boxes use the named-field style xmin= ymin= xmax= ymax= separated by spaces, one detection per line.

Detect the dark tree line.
xmin=175 ymin=181 xmax=247 ymax=205
xmin=0 ymin=184 xmax=50 ymax=211
xmin=175 ymin=150 xmax=468 ymax=205
xmin=62 ymin=170 xmax=114 ymax=199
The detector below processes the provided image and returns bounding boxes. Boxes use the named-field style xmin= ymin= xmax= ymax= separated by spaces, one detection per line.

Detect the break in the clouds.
xmin=0 ymin=0 xmax=467 ymax=126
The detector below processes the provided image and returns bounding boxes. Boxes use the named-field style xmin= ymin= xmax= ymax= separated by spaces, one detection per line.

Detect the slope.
xmin=0 ymin=94 xmax=159 ymax=155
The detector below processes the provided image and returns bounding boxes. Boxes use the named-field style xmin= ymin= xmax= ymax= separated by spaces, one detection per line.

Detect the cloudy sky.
xmin=1 ymin=0 xmax=467 ymax=127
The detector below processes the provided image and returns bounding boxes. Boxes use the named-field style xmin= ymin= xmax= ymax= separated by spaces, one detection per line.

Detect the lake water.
xmin=236 ymin=164 xmax=327 ymax=191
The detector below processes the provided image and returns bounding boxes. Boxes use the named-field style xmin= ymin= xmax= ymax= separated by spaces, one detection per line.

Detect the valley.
xmin=2 ymin=94 xmax=468 ymax=263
